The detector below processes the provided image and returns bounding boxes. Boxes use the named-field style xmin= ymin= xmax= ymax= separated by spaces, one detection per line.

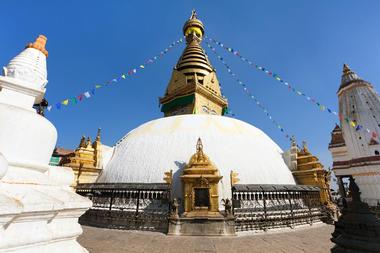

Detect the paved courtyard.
xmin=78 ymin=224 xmax=334 ymax=253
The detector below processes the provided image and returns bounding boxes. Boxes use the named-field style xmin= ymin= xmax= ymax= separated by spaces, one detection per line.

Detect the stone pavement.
xmin=78 ymin=224 xmax=334 ymax=253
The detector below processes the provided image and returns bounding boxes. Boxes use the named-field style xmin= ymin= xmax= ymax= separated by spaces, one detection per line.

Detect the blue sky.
xmin=2 ymin=1 xmax=380 ymax=168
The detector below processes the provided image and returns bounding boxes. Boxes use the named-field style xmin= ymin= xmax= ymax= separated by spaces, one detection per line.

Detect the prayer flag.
xmin=62 ymin=99 xmax=69 ymax=106
xmin=121 ymin=74 xmax=126 ymax=79
xmin=95 ymin=84 xmax=102 ymax=88
xmin=140 ymin=65 xmax=145 ymax=68
xmin=47 ymin=105 xmax=52 ymax=111
xmin=77 ymin=94 xmax=84 ymax=101
xmin=56 ymin=103 xmax=61 ymax=109
xmin=84 ymin=92 xmax=91 ymax=98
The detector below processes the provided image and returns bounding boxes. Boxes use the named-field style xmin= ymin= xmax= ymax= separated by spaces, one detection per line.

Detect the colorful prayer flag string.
xmin=206 ymin=36 xmax=338 ymax=115
xmin=46 ymin=38 xmax=184 ymax=112
xmin=206 ymin=36 xmax=379 ymax=139
xmin=205 ymin=41 xmax=293 ymax=141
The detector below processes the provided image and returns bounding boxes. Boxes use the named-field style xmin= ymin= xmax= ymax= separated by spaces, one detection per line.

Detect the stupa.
xmin=76 ymin=11 xmax=326 ymax=235
xmin=0 ymin=35 xmax=91 ymax=252
xmin=329 ymin=64 xmax=380 ymax=207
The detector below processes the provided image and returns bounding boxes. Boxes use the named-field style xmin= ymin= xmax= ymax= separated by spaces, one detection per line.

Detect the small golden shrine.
xmin=181 ymin=138 xmax=223 ymax=217
xmin=291 ymin=139 xmax=333 ymax=206
xmin=61 ymin=129 xmax=103 ymax=186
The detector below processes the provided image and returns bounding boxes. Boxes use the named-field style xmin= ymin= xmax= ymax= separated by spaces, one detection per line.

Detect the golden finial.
xmin=86 ymin=137 xmax=92 ymax=147
xmin=196 ymin=137 xmax=203 ymax=153
xmin=190 ymin=9 xmax=197 ymax=19
xmin=230 ymin=170 xmax=240 ymax=186
xmin=163 ymin=169 xmax=173 ymax=184
xmin=96 ymin=128 xmax=101 ymax=141
xmin=302 ymin=140 xmax=309 ymax=152
xmin=26 ymin=35 xmax=48 ymax=57
xmin=79 ymin=136 xmax=86 ymax=148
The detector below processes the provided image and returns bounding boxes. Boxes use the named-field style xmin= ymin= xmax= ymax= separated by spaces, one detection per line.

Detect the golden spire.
xmin=159 ymin=10 xmax=228 ymax=117
xmin=26 ymin=35 xmax=48 ymax=57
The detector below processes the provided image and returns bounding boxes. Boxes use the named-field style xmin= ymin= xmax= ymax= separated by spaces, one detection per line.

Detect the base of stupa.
xmin=0 ymin=163 xmax=92 ymax=253
xmin=167 ymin=216 xmax=236 ymax=236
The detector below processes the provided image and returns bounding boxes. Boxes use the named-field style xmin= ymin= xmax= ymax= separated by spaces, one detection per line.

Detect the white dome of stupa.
xmin=98 ymin=114 xmax=296 ymax=202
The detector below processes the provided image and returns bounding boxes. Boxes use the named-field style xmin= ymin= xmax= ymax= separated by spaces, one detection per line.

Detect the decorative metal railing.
xmin=76 ymin=183 xmax=171 ymax=232
xmin=231 ymin=184 xmax=324 ymax=232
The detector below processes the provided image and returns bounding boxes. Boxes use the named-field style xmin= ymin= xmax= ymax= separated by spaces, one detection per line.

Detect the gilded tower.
xmin=287 ymin=138 xmax=334 ymax=206
xmin=159 ymin=10 xmax=228 ymax=116
xmin=57 ymin=129 xmax=103 ymax=186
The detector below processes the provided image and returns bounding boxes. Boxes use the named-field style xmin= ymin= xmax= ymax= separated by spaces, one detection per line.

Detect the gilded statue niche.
xmin=181 ymin=138 xmax=223 ymax=217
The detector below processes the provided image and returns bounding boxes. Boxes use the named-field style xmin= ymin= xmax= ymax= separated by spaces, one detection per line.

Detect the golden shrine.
xmin=290 ymin=139 xmax=333 ymax=206
xmin=60 ymin=129 xmax=103 ymax=186
xmin=181 ymin=138 xmax=223 ymax=217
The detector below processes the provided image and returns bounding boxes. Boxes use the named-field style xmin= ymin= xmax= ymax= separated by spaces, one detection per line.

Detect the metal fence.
xmin=232 ymin=184 xmax=324 ymax=232
xmin=76 ymin=183 xmax=171 ymax=232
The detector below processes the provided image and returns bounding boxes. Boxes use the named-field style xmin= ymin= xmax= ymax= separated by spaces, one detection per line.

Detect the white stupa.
xmin=99 ymin=115 xmax=296 ymax=204
xmin=0 ymin=35 xmax=91 ymax=252
xmin=97 ymin=11 xmax=296 ymax=206
xmin=329 ymin=64 xmax=380 ymax=206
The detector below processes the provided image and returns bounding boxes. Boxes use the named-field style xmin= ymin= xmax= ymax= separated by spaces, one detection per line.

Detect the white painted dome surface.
xmin=0 ymin=152 xmax=8 ymax=179
xmin=99 ymin=115 xmax=295 ymax=201
xmin=0 ymin=103 xmax=57 ymax=166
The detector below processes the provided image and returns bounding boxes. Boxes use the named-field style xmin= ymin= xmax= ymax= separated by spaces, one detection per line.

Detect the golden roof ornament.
xmin=79 ymin=136 xmax=86 ymax=148
xmin=302 ymin=140 xmax=309 ymax=153
xmin=96 ymin=128 xmax=101 ymax=141
xmin=188 ymin=138 xmax=211 ymax=165
xmin=26 ymin=35 xmax=48 ymax=57
xmin=86 ymin=137 xmax=92 ymax=148
xmin=183 ymin=9 xmax=204 ymax=43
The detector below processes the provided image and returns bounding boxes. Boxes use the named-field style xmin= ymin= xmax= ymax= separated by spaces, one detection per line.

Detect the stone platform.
xmin=78 ymin=224 xmax=334 ymax=253
xmin=168 ymin=217 xmax=235 ymax=236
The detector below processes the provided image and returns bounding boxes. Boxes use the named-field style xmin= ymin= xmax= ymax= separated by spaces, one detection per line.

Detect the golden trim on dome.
xmin=26 ymin=35 xmax=48 ymax=57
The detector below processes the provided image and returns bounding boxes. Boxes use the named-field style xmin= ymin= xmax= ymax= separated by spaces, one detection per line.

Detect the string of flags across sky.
xmin=205 ymin=41 xmax=293 ymax=141
xmin=45 ymin=38 xmax=184 ymax=112
xmin=206 ymin=36 xmax=379 ymax=140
